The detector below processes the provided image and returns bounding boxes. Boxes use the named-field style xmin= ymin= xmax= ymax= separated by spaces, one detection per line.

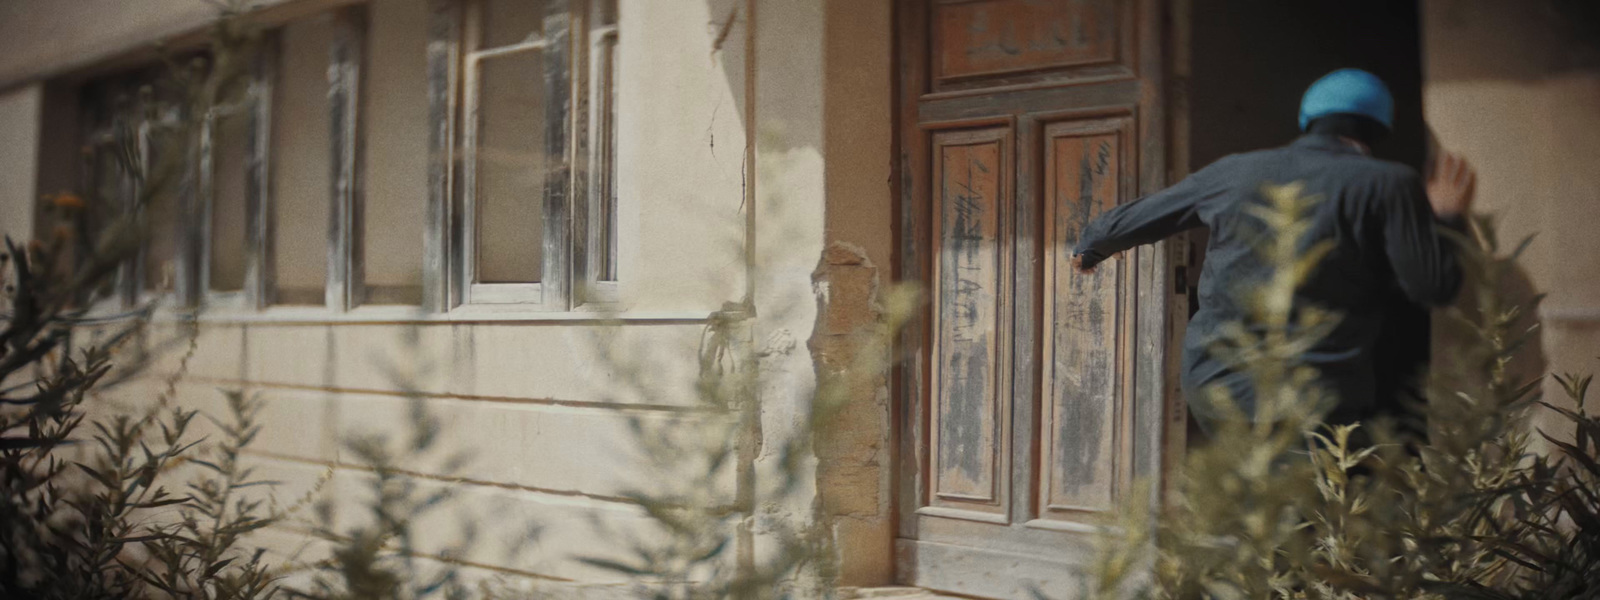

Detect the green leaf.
xmin=203 ymin=557 xmax=237 ymax=577
xmin=131 ymin=496 xmax=192 ymax=509
xmin=74 ymin=462 xmax=116 ymax=489
xmin=575 ymin=557 xmax=653 ymax=576
xmin=189 ymin=458 xmax=226 ymax=474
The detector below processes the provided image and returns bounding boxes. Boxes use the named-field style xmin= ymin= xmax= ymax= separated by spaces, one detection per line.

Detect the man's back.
xmin=1074 ymin=133 xmax=1464 ymax=424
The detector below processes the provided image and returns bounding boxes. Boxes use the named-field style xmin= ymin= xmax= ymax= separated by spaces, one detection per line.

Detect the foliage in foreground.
xmin=9 ymin=0 xmax=1597 ymax=597
xmin=568 ymin=267 xmax=915 ymax=599
xmin=0 ymin=4 xmax=290 ymax=598
xmin=285 ymin=326 xmax=480 ymax=600
xmin=1089 ymin=183 xmax=1600 ymax=599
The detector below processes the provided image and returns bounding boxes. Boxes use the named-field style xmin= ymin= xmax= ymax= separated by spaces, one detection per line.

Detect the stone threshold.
xmin=839 ymin=587 xmax=971 ymax=599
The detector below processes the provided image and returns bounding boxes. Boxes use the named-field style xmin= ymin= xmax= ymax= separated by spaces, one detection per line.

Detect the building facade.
xmin=0 ymin=0 xmax=1594 ymax=598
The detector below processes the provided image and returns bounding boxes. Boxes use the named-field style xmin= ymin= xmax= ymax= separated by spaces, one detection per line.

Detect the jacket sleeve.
xmin=1380 ymin=172 xmax=1465 ymax=306
xmin=1072 ymin=160 xmax=1218 ymax=269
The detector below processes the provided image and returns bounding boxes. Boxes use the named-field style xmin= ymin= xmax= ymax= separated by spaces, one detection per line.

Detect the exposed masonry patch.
xmin=761 ymin=328 xmax=797 ymax=357
xmin=807 ymin=241 xmax=894 ymax=584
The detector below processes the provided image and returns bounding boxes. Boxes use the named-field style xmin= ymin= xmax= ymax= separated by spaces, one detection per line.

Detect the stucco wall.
xmin=0 ymin=85 xmax=40 ymax=243
xmin=619 ymin=0 xmax=749 ymax=311
xmin=0 ymin=0 xmax=320 ymax=90
xmin=817 ymin=0 xmax=895 ymax=587
xmin=1421 ymin=0 xmax=1600 ymax=433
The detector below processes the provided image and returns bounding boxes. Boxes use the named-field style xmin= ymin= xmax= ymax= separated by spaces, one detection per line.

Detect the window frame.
xmin=79 ymin=72 xmax=191 ymax=310
xmin=203 ymin=9 xmax=368 ymax=314
xmin=74 ymin=10 xmax=368 ymax=316
xmin=65 ymin=0 xmax=622 ymax=320
xmin=196 ymin=72 xmax=266 ymax=312
xmin=454 ymin=0 xmax=571 ymax=310
xmin=576 ymin=0 xmax=620 ymax=306
xmin=436 ymin=0 xmax=620 ymax=312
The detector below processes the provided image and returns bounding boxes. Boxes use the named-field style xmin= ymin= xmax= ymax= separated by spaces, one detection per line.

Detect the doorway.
xmin=891 ymin=1 xmax=1427 ymax=598
xmin=892 ymin=1 xmax=1177 ymax=596
xmin=1186 ymin=0 xmax=1429 ymax=426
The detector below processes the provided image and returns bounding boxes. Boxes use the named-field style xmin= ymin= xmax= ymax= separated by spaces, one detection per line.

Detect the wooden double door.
xmin=895 ymin=0 xmax=1183 ymax=597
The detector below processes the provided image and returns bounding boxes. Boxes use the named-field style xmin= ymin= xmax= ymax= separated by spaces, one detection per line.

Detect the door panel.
xmin=929 ymin=126 xmax=1014 ymax=520
xmin=896 ymin=1 xmax=1175 ymax=597
xmin=1038 ymin=117 xmax=1136 ymax=521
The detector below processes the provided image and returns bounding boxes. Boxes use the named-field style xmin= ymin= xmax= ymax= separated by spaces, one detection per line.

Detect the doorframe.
xmin=887 ymin=0 xmax=1194 ymax=588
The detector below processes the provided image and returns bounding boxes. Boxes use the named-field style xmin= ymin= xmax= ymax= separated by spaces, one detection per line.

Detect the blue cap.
xmin=1298 ymin=68 xmax=1394 ymax=132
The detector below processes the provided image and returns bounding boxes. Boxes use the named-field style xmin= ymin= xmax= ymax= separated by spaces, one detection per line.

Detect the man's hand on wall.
xmin=1427 ymin=151 xmax=1478 ymax=219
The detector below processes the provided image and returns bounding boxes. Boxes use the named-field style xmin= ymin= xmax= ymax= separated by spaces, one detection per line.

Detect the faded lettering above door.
xmin=933 ymin=0 xmax=1122 ymax=86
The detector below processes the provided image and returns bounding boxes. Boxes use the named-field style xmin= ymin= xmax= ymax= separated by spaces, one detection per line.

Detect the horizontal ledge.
xmin=1539 ymin=305 xmax=1600 ymax=324
xmin=468 ymin=38 xmax=552 ymax=61
xmin=915 ymin=505 xmax=1010 ymax=525
xmin=1023 ymin=518 xmax=1106 ymax=534
xmin=257 ymin=522 xmax=580 ymax=584
xmin=260 ymin=521 xmax=702 ymax=588
xmin=124 ymin=305 xmax=717 ymax=326
xmin=181 ymin=376 xmax=727 ymax=414
xmin=244 ymin=449 xmax=651 ymax=511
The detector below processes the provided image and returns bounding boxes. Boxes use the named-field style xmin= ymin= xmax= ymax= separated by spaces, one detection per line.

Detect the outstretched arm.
xmin=1072 ymin=161 xmax=1218 ymax=273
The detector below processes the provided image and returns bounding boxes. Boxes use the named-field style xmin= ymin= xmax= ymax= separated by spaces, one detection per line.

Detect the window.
xmin=452 ymin=0 xmax=620 ymax=309
xmin=79 ymin=66 xmax=190 ymax=307
xmin=73 ymin=8 xmax=375 ymax=312
xmin=459 ymin=0 xmax=559 ymax=306
xmin=199 ymin=35 xmax=272 ymax=310
xmin=362 ymin=0 xmax=430 ymax=306
xmin=204 ymin=96 xmax=252 ymax=301
xmin=64 ymin=0 xmax=619 ymax=317
xmin=272 ymin=15 xmax=338 ymax=306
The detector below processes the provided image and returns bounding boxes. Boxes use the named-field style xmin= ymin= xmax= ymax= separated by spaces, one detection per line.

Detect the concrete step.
xmin=839 ymin=587 xmax=970 ymax=600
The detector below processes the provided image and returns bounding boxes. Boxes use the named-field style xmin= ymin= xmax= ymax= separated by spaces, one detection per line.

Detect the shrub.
xmin=1088 ymin=184 xmax=1599 ymax=599
xmin=0 ymin=4 xmax=284 ymax=598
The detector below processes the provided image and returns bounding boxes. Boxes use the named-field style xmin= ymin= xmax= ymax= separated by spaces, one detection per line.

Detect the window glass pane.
xmin=142 ymin=134 xmax=180 ymax=294
xmin=475 ymin=50 xmax=545 ymax=284
xmin=271 ymin=17 xmax=335 ymax=305
xmin=596 ymin=4 xmax=617 ymax=281
xmin=210 ymin=109 xmax=250 ymax=293
xmin=78 ymin=66 xmax=194 ymax=302
xmin=89 ymin=144 xmax=126 ymax=223
xmin=362 ymin=0 xmax=428 ymax=305
xmin=88 ymin=144 xmax=127 ymax=300
xmin=484 ymin=0 xmax=546 ymax=49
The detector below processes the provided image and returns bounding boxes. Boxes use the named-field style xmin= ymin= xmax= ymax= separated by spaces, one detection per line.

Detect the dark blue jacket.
xmin=1074 ymin=134 xmax=1464 ymax=423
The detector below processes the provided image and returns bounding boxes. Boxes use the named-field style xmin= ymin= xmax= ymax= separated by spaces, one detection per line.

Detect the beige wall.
xmin=0 ymin=0 xmax=845 ymax=592
xmin=1422 ymin=0 xmax=1600 ymax=429
xmin=0 ymin=0 xmax=315 ymax=90
xmin=818 ymin=0 xmax=895 ymax=587
xmin=0 ymin=85 xmax=41 ymax=244
xmin=616 ymin=0 xmax=749 ymax=312
xmin=823 ymin=0 xmax=893 ymax=271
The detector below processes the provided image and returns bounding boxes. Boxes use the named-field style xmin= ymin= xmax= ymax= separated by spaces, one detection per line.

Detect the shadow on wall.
xmin=699 ymin=0 xmax=823 ymax=154
xmin=1432 ymin=252 xmax=1548 ymax=414
xmin=1425 ymin=0 xmax=1600 ymax=82
xmin=705 ymin=0 xmax=744 ymax=119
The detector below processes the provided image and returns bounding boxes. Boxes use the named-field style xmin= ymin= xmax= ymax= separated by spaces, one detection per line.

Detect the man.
xmin=1070 ymin=68 xmax=1478 ymax=433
